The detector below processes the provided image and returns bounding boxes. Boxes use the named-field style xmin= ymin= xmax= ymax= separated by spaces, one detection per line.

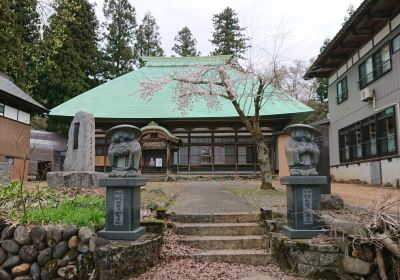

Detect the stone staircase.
xmin=171 ymin=212 xmax=271 ymax=265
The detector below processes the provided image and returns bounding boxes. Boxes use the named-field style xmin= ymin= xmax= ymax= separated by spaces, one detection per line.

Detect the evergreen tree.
xmin=134 ymin=12 xmax=164 ymax=67
xmin=38 ymin=0 xmax=102 ymax=114
xmin=210 ymin=7 xmax=249 ymax=58
xmin=102 ymin=0 xmax=136 ymax=79
xmin=172 ymin=26 xmax=200 ymax=57
xmin=315 ymin=38 xmax=331 ymax=101
xmin=0 ymin=0 xmax=41 ymax=93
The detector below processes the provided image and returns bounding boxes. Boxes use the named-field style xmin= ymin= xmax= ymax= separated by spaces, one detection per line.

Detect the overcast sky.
xmin=91 ymin=0 xmax=363 ymax=64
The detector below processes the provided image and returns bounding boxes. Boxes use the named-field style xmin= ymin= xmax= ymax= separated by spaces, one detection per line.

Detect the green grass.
xmin=22 ymin=195 xmax=105 ymax=227
xmin=141 ymin=187 xmax=177 ymax=210
xmin=227 ymin=185 xmax=286 ymax=197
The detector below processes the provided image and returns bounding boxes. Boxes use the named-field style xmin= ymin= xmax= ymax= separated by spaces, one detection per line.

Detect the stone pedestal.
xmin=281 ymin=176 xmax=327 ymax=239
xmin=47 ymin=171 xmax=108 ymax=188
xmin=97 ymin=177 xmax=147 ymax=240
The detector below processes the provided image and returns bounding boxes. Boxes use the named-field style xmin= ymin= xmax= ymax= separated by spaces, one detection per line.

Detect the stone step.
xmin=170 ymin=212 xmax=261 ymax=224
xmin=190 ymin=249 xmax=271 ymax=266
xmin=179 ymin=235 xmax=267 ymax=250
xmin=174 ymin=223 xmax=265 ymax=236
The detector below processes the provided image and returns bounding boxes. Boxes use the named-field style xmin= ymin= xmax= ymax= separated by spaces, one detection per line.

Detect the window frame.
xmin=392 ymin=33 xmax=400 ymax=54
xmin=338 ymin=106 xmax=397 ymax=163
xmin=358 ymin=43 xmax=392 ymax=89
xmin=336 ymin=76 xmax=348 ymax=104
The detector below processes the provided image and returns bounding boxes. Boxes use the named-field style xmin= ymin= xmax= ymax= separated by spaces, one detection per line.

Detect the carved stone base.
xmin=47 ymin=171 xmax=108 ymax=188
xmin=281 ymin=225 xmax=327 ymax=239
xmin=97 ymin=227 xmax=146 ymax=241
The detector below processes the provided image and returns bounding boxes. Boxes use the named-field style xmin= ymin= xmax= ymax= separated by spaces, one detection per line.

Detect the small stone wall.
xmin=268 ymin=232 xmax=341 ymax=279
xmin=0 ymin=224 xmax=162 ymax=280
xmin=95 ymin=234 xmax=162 ymax=279
xmin=266 ymin=215 xmax=391 ymax=279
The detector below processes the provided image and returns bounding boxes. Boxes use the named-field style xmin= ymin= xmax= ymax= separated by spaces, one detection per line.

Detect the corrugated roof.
xmin=50 ymin=56 xmax=313 ymax=120
xmin=0 ymin=74 xmax=47 ymax=112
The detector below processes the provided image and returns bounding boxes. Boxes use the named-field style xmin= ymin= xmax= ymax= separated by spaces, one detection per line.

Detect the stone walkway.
xmin=169 ymin=181 xmax=257 ymax=214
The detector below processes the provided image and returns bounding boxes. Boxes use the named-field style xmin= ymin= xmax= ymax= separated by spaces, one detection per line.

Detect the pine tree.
xmin=134 ymin=12 xmax=164 ymax=67
xmin=0 ymin=0 xmax=41 ymax=93
xmin=102 ymin=0 xmax=136 ymax=79
xmin=38 ymin=0 xmax=102 ymax=112
xmin=210 ymin=7 xmax=249 ymax=58
xmin=172 ymin=26 xmax=199 ymax=57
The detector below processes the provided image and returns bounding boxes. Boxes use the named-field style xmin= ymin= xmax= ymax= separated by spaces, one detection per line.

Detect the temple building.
xmin=50 ymin=55 xmax=312 ymax=176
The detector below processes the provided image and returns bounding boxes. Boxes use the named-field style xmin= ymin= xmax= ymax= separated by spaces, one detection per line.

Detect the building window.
xmin=238 ymin=146 xmax=256 ymax=164
xmin=377 ymin=106 xmax=396 ymax=155
xmin=359 ymin=43 xmax=391 ymax=89
xmin=95 ymin=147 xmax=105 ymax=156
xmin=190 ymin=146 xmax=211 ymax=165
xmin=190 ymin=137 xmax=212 ymax=144
xmin=179 ymin=147 xmax=189 ymax=165
xmin=393 ymin=34 xmax=400 ymax=53
xmin=0 ymin=104 xmax=4 ymax=116
xmin=336 ymin=77 xmax=348 ymax=104
xmin=338 ymin=106 xmax=397 ymax=163
xmin=361 ymin=117 xmax=377 ymax=157
xmin=214 ymin=146 xmax=236 ymax=164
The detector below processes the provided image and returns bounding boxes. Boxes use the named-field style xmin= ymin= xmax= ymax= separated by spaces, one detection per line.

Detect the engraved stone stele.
xmin=47 ymin=111 xmax=108 ymax=188
xmin=280 ymin=124 xmax=327 ymax=239
xmin=97 ymin=125 xmax=147 ymax=241
xmin=63 ymin=111 xmax=95 ymax=172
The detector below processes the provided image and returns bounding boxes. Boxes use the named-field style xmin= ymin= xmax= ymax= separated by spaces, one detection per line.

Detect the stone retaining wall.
xmin=266 ymin=215 xmax=391 ymax=279
xmin=0 ymin=224 xmax=162 ymax=280
xmin=268 ymin=232 xmax=341 ymax=279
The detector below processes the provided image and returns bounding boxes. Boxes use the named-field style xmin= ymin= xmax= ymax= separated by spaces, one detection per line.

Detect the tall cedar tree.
xmin=102 ymin=0 xmax=136 ymax=79
xmin=172 ymin=26 xmax=200 ymax=57
xmin=0 ymin=0 xmax=41 ymax=94
xmin=210 ymin=7 xmax=249 ymax=58
xmin=315 ymin=38 xmax=331 ymax=101
xmin=134 ymin=12 xmax=164 ymax=67
xmin=38 ymin=0 xmax=101 ymax=130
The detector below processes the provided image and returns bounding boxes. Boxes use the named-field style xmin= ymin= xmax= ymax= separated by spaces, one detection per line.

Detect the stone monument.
xmin=281 ymin=124 xmax=327 ymax=239
xmin=47 ymin=111 xmax=108 ymax=188
xmin=97 ymin=125 xmax=147 ymax=240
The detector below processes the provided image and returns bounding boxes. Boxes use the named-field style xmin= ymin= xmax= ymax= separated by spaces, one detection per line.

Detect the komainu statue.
xmin=106 ymin=125 xmax=142 ymax=177
xmin=284 ymin=124 xmax=320 ymax=176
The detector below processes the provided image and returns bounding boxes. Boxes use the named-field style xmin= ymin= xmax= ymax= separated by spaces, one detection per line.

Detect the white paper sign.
xmin=156 ymin=158 xmax=162 ymax=167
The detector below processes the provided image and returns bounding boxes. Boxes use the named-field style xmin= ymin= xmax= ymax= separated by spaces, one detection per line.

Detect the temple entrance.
xmin=142 ymin=149 xmax=167 ymax=174
xmin=140 ymin=122 xmax=182 ymax=175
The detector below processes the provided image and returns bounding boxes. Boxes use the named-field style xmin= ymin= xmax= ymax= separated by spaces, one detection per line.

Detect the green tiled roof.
xmin=49 ymin=56 xmax=313 ymax=120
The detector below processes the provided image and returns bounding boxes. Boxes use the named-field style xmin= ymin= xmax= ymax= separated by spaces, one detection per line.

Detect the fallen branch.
xmin=376 ymin=248 xmax=388 ymax=280
xmin=376 ymin=232 xmax=400 ymax=259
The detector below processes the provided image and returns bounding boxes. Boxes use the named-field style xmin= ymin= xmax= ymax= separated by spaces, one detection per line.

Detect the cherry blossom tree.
xmin=140 ymin=35 xmax=288 ymax=190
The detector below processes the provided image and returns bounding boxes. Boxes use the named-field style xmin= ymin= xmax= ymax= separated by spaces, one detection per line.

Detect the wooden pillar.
xmin=166 ymin=143 xmax=171 ymax=175
xmin=235 ymin=126 xmax=238 ymax=174
xmin=188 ymin=127 xmax=191 ymax=174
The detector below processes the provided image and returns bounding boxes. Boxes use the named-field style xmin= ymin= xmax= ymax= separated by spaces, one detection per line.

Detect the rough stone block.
xmin=342 ymin=256 xmax=373 ymax=276
xmin=47 ymin=171 xmax=108 ymax=188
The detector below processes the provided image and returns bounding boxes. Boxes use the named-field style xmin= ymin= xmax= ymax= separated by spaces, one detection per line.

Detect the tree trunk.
xmin=254 ymin=133 xmax=274 ymax=190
